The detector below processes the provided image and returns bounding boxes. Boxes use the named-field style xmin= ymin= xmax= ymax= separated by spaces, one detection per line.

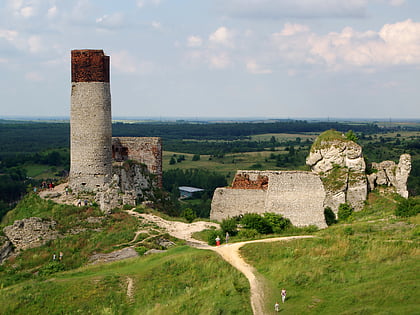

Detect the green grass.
xmin=0 ymin=246 xmax=252 ymax=315
xmin=239 ymin=195 xmax=420 ymax=314
xmin=24 ymin=163 xmax=65 ymax=179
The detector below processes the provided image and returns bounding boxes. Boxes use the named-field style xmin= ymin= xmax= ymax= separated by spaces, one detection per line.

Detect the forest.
xmin=0 ymin=119 xmax=419 ymax=219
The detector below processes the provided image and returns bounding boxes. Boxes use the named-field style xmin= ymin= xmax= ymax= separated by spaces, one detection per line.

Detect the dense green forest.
xmin=1 ymin=119 xmax=419 ymax=219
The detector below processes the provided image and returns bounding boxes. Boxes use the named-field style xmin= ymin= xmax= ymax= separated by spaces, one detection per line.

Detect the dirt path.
xmin=126 ymin=210 xmax=314 ymax=315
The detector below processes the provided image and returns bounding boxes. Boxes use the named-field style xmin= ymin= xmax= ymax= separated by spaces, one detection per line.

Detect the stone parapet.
xmin=71 ymin=50 xmax=110 ymax=82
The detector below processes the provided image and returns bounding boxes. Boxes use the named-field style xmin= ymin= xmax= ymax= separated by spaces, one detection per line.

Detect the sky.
xmin=0 ymin=0 xmax=419 ymax=120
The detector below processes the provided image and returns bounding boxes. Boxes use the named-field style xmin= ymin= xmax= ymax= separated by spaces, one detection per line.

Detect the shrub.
xmin=38 ymin=261 xmax=65 ymax=276
xmin=324 ymin=207 xmax=337 ymax=226
xmin=221 ymin=218 xmax=238 ymax=236
xmin=134 ymin=246 xmax=148 ymax=255
xmin=338 ymin=203 xmax=354 ymax=222
xmin=237 ymin=229 xmax=259 ymax=239
xmin=182 ymin=208 xmax=196 ymax=223
xmin=207 ymin=229 xmax=223 ymax=246
xmin=240 ymin=213 xmax=273 ymax=234
xmin=263 ymin=213 xmax=291 ymax=233
xmin=395 ymin=197 xmax=420 ymax=217
xmin=343 ymin=227 xmax=354 ymax=236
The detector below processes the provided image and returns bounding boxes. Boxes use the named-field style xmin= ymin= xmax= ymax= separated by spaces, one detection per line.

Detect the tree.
xmin=192 ymin=154 xmax=200 ymax=161
xmin=345 ymin=130 xmax=359 ymax=142
xmin=395 ymin=197 xmax=420 ymax=217
xmin=337 ymin=203 xmax=353 ymax=221
xmin=169 ymin=157 xmax=176 ymax=165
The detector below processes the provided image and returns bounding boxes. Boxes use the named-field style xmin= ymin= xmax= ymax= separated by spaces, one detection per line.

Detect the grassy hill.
xmin=0 ymin=192 xmax=419 ymax=314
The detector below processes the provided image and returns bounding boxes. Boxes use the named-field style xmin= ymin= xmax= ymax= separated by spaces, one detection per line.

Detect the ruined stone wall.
xmin=70 ymin=50 xmax=112 ymax=192
xmin=264 ymin=171 xmax=326 ymax=228
xmin=210 ymin=170 xmax=327 ymax=228
xmin=112 ymin=137 xmax=163 ymax=187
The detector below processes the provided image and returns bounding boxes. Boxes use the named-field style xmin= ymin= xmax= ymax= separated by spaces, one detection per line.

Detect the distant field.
xmin=24 ymin=164 xmax=64 ymax=180
xmin=250 ymin=133 xmax=319 ymax=142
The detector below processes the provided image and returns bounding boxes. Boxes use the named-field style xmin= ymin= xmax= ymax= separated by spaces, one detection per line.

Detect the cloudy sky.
xmin=0 ymin=0 xmax=419 ymax=119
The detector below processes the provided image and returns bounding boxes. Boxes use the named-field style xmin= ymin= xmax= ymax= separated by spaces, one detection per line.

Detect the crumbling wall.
xmin=210 ymin=170 xmax=327 ymax=228
xmin=112 ymin=137 xmax=162 ymax=187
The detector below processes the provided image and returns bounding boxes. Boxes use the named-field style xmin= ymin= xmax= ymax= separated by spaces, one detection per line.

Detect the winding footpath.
xmin=126 ymin=210 xmax=314 ymax=315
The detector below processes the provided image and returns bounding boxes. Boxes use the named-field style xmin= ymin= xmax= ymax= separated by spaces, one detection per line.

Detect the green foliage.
xmin=324 ymin=207 xmax=337 ymax=226
xmin=192 ymin=154 xmax=200 ymax=161
xmin=395 ymin=197 xmax=420 ymax=217
xmin=163 ymin=168 xmax=227 ymax=193
xmin=206 ymin=229 xmax=223 ymax=246
xmin=237 ymin=228 xmax=259 ymax=239
xmin=181 ymin=208 xmax=196 ymax=223
xmin=337 ymin=203 xmax=354 ymax=221
xmin=345 ymin=130 xmax=359 ymax=142
xmin=38 ymin=261 xmax=65 ymax=276
xmin=240 ymin=213 xmax=273 ymax=234
xmin=263 ymin=212 xmax=291 ymax=233
xmin=220 ymin=217 xmax=238 ymax=236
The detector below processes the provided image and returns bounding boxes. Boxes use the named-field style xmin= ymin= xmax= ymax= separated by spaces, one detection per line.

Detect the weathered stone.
xmin=0 ymin=236 xmax=14 ymax=264
xmin=3 ymin=217 xmax=60 ymax=251
xmin=306 ymin=132 xmax=367 ymax=213
xmin=369 ymin=154 xmax=411 ymax=198
xmin=89 ymin=247 xmax=138 ymax=264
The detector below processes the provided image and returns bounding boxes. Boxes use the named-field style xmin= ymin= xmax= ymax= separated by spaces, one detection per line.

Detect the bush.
xmin=237 ymin=229 xmax=259 ymax=239
xmin=38 ymin=261 xmax=65 ymax=276
xmin=207 ymin=229 xmax=223 ymax=246
xmin=263 ymin=213 xmax=291 ymax=233
xmin=221 ymin=218 xmax=238 ymax=236
xmin=182 ymin=208 xmax=196 ymax=223
xmin=395 ymin=197 xmax=420 ymax=217
xmin=324 ymin=207 xmax=337 ymax=226
xmin=240 ymin=213 xmax=273 ymax=234
xmin=338 ymin=203 xmax=354 ymax=222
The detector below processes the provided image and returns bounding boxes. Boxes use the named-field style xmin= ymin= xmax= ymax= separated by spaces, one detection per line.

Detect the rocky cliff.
xmin=306 ymin=130 xmax=367 ymax=213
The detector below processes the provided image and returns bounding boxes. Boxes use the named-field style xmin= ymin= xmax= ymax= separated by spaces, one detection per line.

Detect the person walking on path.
xmin=215 ymin=236 xmax=221 ymax=246
xmin=225 ymin=232 xmax=229 ymax=244
xmin=274 ymin=301 xmax=280 ymax=312
xmin=59 ymin=252 xmax=63 ymax=261
xmin=281 ymin=288 xmax=287 ymax=303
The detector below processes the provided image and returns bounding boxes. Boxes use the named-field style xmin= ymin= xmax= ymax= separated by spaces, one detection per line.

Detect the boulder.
xmin=0 ymin=236 xmax=14 ymax=264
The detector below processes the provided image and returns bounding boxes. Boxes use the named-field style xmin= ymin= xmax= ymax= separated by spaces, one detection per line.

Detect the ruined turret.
xmin=69 ymin=50 xmax=112 ymax=192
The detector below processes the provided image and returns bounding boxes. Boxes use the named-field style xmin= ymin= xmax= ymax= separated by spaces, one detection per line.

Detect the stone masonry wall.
xmin=112 ymin=137 xmax=163 ymax=187
xmin=210 ymin=170 xmax=327 ymax=228
xmin=70 ymin=50 xmax=112 ymax=192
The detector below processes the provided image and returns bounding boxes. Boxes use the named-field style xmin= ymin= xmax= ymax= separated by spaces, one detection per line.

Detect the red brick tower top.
xmin=71 ymin=50 xmax=110 ymax=82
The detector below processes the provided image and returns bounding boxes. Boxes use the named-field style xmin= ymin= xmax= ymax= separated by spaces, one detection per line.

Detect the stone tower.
xmin=69 ymin=50 xmax=112 ymax=192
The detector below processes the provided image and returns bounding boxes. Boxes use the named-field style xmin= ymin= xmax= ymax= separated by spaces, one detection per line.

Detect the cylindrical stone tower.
xmin=69 ymin=49 xmax=112 ymax=192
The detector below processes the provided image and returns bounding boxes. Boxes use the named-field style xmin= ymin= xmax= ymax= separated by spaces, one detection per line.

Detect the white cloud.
xmin=20 ymin=5 xmax=34 ymax=17
xmin=209 ymin=53 xmax=230 ymax=69
xmin=0 ymin=29 xmax=19 ymax=41
xmin=389 ymin=0 xmax=405 ymax=6
xmin=219 ymin=0 xmax=368 ymax=19
xmin=279 ymin=23 xmax=310 ymax=36
xmin=151 ymin=21 xmax=161 ymax=29
xmin=112 ymin=50 xmax=138 ymax=73
xmin=96 ymin=12 xmax=125 ymax=29
xmin=209 ymin=27 xmax=234 ymax=47
xmin=246 ymin=60 xmax=272 ymax=74
xmin=187 ymin=35 xmax=203 ymax=47
xmin=270 ymin=19 xmax=420 ymax=70
xmin=47 ymin=5 xmax=57 ymax=18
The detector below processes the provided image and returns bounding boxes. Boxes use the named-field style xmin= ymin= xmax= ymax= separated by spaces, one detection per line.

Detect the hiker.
xmin=274 ymin=301 xmax=280 ymax=312
xmin=77 ymin=199 xmax=82 ymax=207
xmin=225 ymin=232 xmax=229 ymax=244
xmin=52 ymin=253 xmax=56 ymax=261
xmin=59 ymin=252 xmax=63 ymax=261
xmin=215 ymin=236 xmax=220 ymax=246
xmin=65 ymin=187 xmax=69 ymax=195
xmin=281 ymin=288 xmax=287 ymax=303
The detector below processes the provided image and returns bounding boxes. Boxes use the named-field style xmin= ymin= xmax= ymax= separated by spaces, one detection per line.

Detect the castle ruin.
xmin=69 ymin=49 xmax=162 ymax=212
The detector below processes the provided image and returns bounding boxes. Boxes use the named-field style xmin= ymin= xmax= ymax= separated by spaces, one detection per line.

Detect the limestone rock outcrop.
xmin=367 ymin=154 xmax=411 ymax=198
xmin=0 ymin=236 xmax=14 ymax=264
xmin=3 ymin=217 xmax=60 ymax=251
xmin=306 ymin=130 xmax=368 ymax=213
